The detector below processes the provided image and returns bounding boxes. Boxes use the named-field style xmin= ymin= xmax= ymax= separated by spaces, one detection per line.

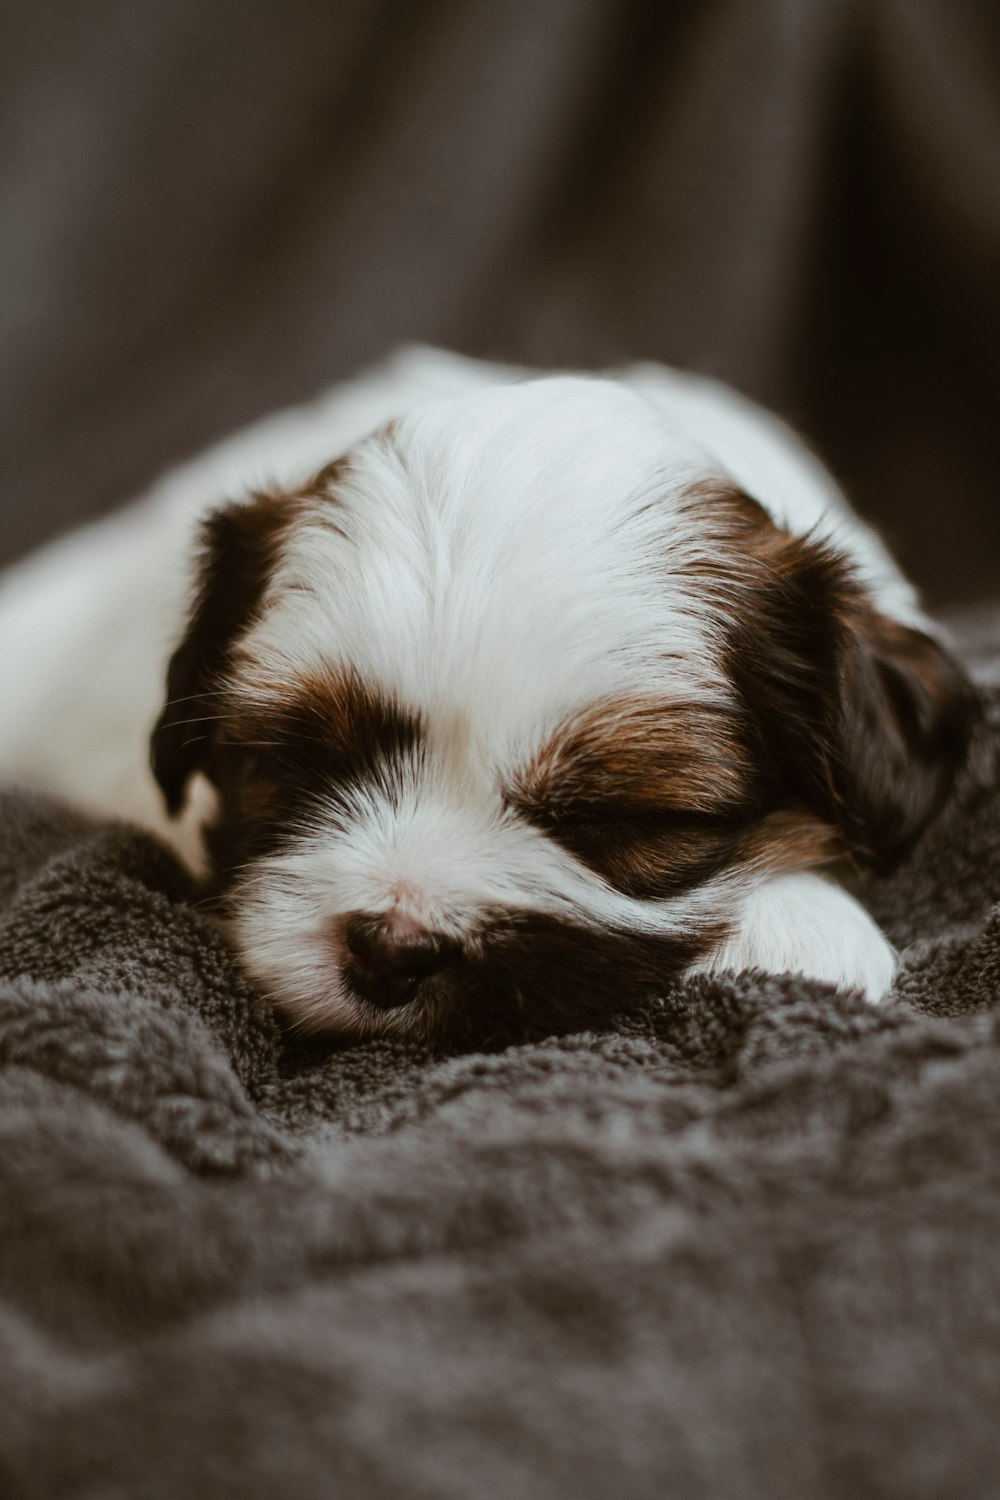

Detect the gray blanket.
xmin=2 ymin=606 xmax=999 ymax=1500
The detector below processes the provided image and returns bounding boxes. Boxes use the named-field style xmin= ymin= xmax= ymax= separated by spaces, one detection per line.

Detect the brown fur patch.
xmin=510 ymin=696 xmax=761 ymax=898
xmin=205 ymin=665 xmax=422 ymax=884
xmin=511 ymin=702 xmax=844 ymax=901
xmin=151 ymin=453 xmax=362 ymax=814
xmin=738 ymin=810 xmax=845 ymax=872
xmin=679 ymin=476 xmax=974 ymax=865
xmin=152 ymin=489 xmax=303 ymax=812
xmin=516 ymin=697 xmax=753 ymax=817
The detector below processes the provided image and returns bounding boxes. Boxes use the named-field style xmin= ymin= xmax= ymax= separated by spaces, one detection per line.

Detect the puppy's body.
xmin=0 ymin=349 xmax=971 ymax=1038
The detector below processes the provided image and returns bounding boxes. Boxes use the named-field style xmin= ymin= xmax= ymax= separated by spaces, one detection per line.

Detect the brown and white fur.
xmin=0 ymin=348 xmax=973 ymax=1040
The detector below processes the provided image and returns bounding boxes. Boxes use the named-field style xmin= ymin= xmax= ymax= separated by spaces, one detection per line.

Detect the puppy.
xmin=0 ymin=348 xmax=973 ymax=1040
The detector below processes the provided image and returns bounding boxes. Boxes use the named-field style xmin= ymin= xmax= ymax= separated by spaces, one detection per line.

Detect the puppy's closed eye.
xmin=517 ymin=796 xmax=746 ymax=900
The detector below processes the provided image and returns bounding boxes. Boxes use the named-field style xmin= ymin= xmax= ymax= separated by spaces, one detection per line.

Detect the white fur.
xmin=0 ymin=347 xmax=916 ymax=1027
xmin=688 ymin=872 xmax=897 ymax=1003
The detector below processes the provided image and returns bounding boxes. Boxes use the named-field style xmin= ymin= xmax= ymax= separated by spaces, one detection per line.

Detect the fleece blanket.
xmin=1 ymin=606 xmax=999 ymax=1500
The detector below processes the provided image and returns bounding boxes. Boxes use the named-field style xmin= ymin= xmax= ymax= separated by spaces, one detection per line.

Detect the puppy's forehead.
xmin=388 ymin=377 xmax=701 ymax=501
xmin=242 ymin=378 xmax=727 ymax=750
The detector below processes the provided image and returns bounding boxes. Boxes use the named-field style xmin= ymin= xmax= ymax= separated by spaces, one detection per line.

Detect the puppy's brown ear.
xmin=729 ymin=504 xmax=975 ymax=866
xmin=830 ymin=607 xmax=974 ymax=862
xmin=151 ymin=492 xmax=292 ymax=814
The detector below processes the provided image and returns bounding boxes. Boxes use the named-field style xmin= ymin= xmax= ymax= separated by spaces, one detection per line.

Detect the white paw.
xmin=688 ymin=872 xmax=897 ymax=1004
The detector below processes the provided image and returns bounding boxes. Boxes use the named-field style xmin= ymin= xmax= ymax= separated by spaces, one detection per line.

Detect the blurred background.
xmin=1 ymin=0 xmax=997 ymax=604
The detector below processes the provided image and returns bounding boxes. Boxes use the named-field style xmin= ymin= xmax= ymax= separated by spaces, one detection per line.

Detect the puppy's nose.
xmin=344 ymin=914 xmax=459 ymax=1009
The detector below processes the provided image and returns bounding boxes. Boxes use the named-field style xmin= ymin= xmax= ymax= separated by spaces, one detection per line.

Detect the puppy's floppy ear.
xmin=726 ymin=494 xmax=975 ymax=866
xmin=151 ymin=491 xmax=292 ymax=814
xmin=829 ymin=605 xmax=974 ymax=861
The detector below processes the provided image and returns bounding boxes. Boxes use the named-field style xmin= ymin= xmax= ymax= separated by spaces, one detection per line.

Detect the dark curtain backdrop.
xmin=1 ymin=0 xmax=997 ymax=604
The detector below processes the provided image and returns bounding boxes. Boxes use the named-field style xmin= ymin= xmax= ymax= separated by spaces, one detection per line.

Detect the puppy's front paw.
xmin=689 ymin=872 xmax=897 ymax=1003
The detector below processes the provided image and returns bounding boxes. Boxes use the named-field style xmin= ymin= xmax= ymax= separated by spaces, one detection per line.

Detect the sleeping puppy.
xmin=0 ymin=348 xmax=973 ymax=1039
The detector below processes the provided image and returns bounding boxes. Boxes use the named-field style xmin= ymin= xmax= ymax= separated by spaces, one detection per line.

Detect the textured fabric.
xmin=1 ymin=0 xmax=998 ymax=602
xmin=0 ymin=605 xmax=998 ymax=1498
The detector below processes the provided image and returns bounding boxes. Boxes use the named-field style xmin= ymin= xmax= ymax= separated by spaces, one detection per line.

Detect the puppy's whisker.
xmin=158 ymin=713 xmax=230 ymax=729
xmin=159 ymin=690 xmax=223 ymax=710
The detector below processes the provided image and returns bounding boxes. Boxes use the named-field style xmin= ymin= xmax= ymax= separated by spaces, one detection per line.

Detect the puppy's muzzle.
xmin=344 ymin=913 xmax=461 ymax=1009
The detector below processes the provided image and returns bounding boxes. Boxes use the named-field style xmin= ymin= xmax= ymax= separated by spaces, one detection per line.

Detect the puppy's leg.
xmin=689 ymin=871 xmax=897 ymax=1003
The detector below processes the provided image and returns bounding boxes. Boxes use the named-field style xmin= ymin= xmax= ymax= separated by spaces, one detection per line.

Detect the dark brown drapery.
xmin=2 ymin=0 xmax=997 ymax=602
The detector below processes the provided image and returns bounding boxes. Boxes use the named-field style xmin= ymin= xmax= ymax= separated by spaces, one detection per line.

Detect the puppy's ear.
xmin=829 ymin=606 xmax=974 ymax=861
xmin=726 ymin=496 xmax=975 ymax=866
xmin=151 ymin=492 xmax=292 ymax=814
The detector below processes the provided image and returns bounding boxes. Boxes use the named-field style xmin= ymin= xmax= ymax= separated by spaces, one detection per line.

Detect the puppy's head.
xmin=151 ymin=379 xmax=972 ymax=1040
